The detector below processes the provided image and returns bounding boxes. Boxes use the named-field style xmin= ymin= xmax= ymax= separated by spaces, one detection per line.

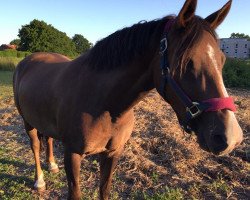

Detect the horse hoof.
xmin=48 ymin=162 xmax=59 ymax=173
xmin=34 ymin=173 xmax=46 ymax=192
xmin=36 ymin=185 xmax=46 ymax=192
xmin=50 ymin=167 xmax=59 ymax=173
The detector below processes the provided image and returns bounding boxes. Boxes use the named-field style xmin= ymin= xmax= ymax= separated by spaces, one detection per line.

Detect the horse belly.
xmin=17 ymin=76 xmax=60 ymax=138
xmin=19 ymin=97 xmax=60 ymax=139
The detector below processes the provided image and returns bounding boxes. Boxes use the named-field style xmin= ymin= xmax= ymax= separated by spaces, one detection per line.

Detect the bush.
xmin=0 ymin=49 xmax=31 ymax=58
xmin=223 ymin=58 xmax=250 ymax=89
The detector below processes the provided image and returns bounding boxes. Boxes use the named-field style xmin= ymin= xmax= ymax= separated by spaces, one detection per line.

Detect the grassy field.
xmin=0 ymin=57 xmax=23 ymax=71
xmin=0 ymin=67 xmax=249 ymax=199
xmin=0 ymin=71 xmax=13 ymax=100
xmin=0 ymin=55 xmax=249 ymax=199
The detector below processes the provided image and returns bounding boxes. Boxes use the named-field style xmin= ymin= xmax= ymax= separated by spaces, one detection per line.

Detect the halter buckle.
xmin=186 ymin=102 xmax=202 ymax=118
xmin=159 ymin=38 xmax=168 ymax=55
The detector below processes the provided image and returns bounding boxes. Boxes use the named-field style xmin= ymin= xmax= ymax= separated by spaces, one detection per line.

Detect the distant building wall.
xmin=0 ymin=44 xmax=17 ymax=51
xmin=220 ymin=38 xmax=250 ymax=59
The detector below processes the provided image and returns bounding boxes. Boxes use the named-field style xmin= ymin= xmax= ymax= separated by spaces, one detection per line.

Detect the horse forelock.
xmin=171 ymin=16 xmax=218 ymax=77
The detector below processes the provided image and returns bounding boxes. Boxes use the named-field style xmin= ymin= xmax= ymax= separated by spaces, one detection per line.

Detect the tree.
xmin=10 ymin=39 xmax=21 ymax=47
xmin=230 ymin=33 xmax=250 ymax=40
xmin=18 ymin=19 xmax=77 ymax=57
xmin=72 ymin=34 xmax=92 ymax=54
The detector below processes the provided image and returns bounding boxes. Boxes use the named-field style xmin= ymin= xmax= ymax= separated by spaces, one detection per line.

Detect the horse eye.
xmin=186 ymin=60 xmax=195 ymax=71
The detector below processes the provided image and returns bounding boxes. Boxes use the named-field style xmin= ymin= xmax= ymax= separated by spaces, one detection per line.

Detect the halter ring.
xmin=186 ymin=102 xmax=202 ymax=118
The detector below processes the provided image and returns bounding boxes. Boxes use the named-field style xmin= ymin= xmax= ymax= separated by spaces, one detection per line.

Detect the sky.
xmin=0 ymin=0 xmax=249 ymax=45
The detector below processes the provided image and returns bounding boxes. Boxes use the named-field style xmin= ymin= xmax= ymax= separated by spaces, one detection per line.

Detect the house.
xmin=0 ymin=44 xmax=17 ymax=51
xmin=220 ymin=38 xmax=250 ymax=59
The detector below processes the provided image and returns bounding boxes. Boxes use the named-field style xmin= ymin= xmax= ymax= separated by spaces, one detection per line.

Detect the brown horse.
xmin=13 ymin=0 xmax=243 ymax=199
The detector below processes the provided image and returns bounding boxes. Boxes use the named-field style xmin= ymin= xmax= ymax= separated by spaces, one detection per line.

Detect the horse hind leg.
xmin=24 ymin=122 xmax=46 ymax=191
xmin=46 ymin=137 xmax=59 ymax=173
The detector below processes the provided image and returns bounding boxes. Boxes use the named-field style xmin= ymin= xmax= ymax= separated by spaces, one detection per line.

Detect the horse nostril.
xmin=213 ymin=134 xmax=226 ymax=144
xmin=212 ymin=134 xmax=228 ymax=153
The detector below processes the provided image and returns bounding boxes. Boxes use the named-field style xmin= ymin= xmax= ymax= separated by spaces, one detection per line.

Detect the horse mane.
xmin=85 ymin=16 xmax=174 ymax=71
xmin=84 ymin=15 xmax=217 ymax=72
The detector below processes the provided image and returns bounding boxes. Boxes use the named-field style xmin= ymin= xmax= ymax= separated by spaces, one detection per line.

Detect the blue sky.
xmin=0 ymin=0 xmax=249 ymax=45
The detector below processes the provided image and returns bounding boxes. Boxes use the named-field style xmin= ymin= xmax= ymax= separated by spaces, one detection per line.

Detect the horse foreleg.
xmin=25 ymin=122 xmax=46 ymax=191
xmin=46 ymin=137 xmax=59 ymax=173
xmin=64 ymin=146 xmax=82 ymax=200
xmin=99 ymin=147 xmax=124 ymax=200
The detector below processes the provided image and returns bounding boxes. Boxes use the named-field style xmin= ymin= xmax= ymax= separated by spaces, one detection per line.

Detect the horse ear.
xmin=205 ymin=0 xmax=232 ymax=29
xmin=177 ymin=0 xmax=197 ymax=27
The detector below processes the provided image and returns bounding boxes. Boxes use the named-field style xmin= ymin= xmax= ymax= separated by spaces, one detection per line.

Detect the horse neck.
xmin=104 ymin=54 xmax=156 ymax=118
xmin=79 ymin=20 xmax=167 ymax=118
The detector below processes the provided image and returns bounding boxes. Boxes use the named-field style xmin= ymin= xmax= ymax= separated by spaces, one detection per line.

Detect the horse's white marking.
xmin=207 ymin=45 xmax=243 ymax=152
xmin=207 ymin=44 xmax=229 ymax=97
xmin=34 ymin=172 xmax=46 ymax=189
xmin=48 ymin=161 xmax=59 ymax=171
xmin=226 ymin=110 xmax=243 ymax=146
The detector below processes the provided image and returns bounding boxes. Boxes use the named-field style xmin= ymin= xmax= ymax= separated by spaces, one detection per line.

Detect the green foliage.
xmin=0 ymin=49 xmax=30 ymax=58
xmin=223 ymin=58 xmax=250 ymax=89
xmin=18 ymin=19 xmax=78 ymax=57
xmin=10 ymin=39 xmax=21 ymax=47
xmin=72 ymin=34 xmax=92 ymax=54
xmin=230 ymin=33 xmax=250 ymax=40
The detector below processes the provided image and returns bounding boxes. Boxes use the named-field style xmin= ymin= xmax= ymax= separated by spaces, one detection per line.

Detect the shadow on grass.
xmin=0 ymin=173 xmax=33 ymax=187
xmin=0 ymin=158 xmax=31 ymax=169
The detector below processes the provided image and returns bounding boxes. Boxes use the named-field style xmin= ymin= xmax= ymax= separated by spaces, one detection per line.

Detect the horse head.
xmin=153 ymin=0 xmax=243 ymax=155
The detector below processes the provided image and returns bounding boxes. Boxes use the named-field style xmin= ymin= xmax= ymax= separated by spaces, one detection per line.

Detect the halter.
xmin=159 ymin=19 xmax=236 ymax=132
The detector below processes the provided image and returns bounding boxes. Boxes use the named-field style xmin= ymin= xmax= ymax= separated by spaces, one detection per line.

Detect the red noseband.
xmin=203 ymin=97 xmax=236 ymax=112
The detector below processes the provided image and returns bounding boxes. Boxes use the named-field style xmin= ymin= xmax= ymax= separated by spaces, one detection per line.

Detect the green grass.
xmin=0 ymin=145 xmax=67 ymax=199
xmin=0 ymin=71 xmax=13 ymax=100
xmin=0 ymin=57 xmax=23 ymax=71
xmin=132 ymin=187 xmax=184 ymax=200
xmin=0 ymin=147 xmax=34 ymax=200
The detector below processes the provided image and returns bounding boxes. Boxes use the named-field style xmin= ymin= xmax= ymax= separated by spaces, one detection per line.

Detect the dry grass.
xmin=0 ymin=89 xmax=249 ymax=199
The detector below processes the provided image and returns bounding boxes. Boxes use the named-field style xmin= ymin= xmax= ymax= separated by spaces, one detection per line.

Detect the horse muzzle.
xmin=196 ymin=110 xmax=243 ymax=155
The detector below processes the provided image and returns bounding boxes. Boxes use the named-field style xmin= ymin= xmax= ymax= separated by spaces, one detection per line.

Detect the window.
xmin=235 ymin=49 xmax=238 ymax=53
xmin=245 ymin=44 xmax=248 ymax=48
xmin=235 ymin=43 xmax=238 ymax=48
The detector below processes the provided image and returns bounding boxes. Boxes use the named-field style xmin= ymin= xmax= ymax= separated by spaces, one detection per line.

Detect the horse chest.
xmin=80 ymin=111 xmax=134 ymax=155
